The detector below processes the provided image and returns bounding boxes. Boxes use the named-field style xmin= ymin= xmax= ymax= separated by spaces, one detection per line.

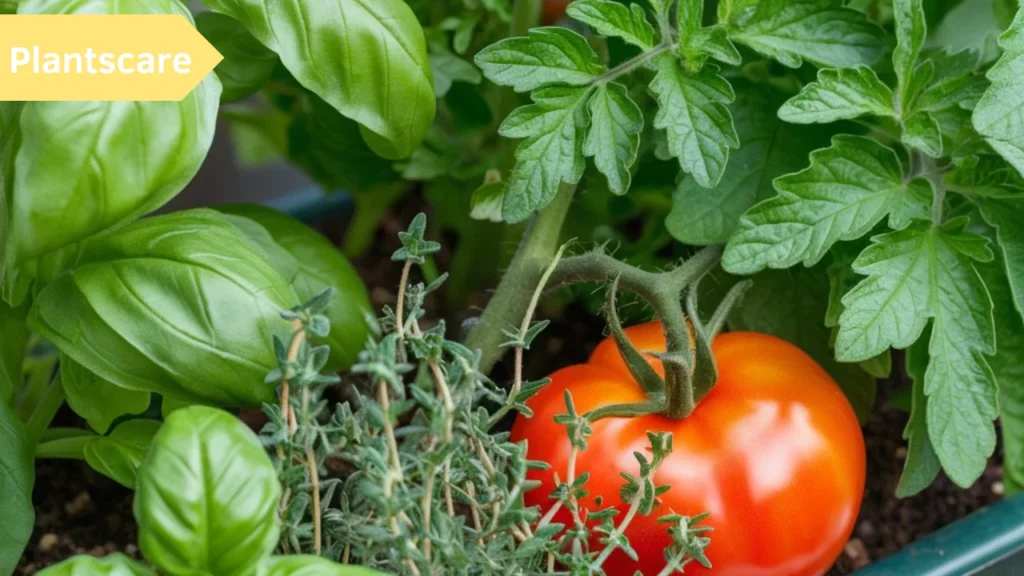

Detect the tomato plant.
xmin=514 ymin=323 xmax=865 ymax=575
xmin=543 ymin=0 xmax=571 ymax=23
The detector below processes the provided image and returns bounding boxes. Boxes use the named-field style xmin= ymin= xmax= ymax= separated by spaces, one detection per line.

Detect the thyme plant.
xmin=262 ymin=215 xmax=711 ymax=575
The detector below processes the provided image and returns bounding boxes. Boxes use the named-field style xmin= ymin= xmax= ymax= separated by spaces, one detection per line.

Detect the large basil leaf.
xmin=218 ymin=204 xmax=372 ymax=370
xmin=203 ymin=0 xmax=435 ymax=159
xmin=29 ymin=210 xmax=299 ymax=407
xmin=0 ymin=102 xmax=22 ymax=283
xmin=195 ymin=12 xmax=277 ymax=103
xmin=260 ymin=556 xmax=385 ymax=575
xmin=35 ymin=553 xmax=156 ymax=576
xmin=0 ymin=300 xmax=27 ymax=402
xmin=8 ymin=0 xmax=221 ymax=264
xmin=62 ymin=354 xmax=150 ymax=434
xmin=85 ymin=419 xmax=161 ymax=489
xmin=0 ymin=402 xmax=34 ymax=575
xmin=135 ymin=406 xmax=280 ymax=576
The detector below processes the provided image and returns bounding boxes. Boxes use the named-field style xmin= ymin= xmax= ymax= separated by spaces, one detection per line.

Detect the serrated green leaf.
xmin=62 ymin=354 xmax=151 ymax=435
xmin=980 ymin=258 xmax=1024 ymax=494
xmin=729 ymin=265 xmax=877 ymax=423
xmin=585 ymin=82 xmax=643 ymax=195
xmin=695 ymin=26 xmax=742 ymax=66
xmin=474 ymin=27 xmax=604 ymax=92
xmin=649 ymin=56 xmax=738 ymax=188
xmin=500 ymin=86 xmax=592 ymax=222
xmin=978 ymin=198 xmax=1024 ymax=323
xmin=667 ymin=84 xmax=833 ymax=245
xmin=778 ymin=67 xmax=894 ymax=124
xmin=566 ymin=0 xmax=655 ymax=49
xmin=888 ymin=178 xmax=933 ymax=230
xmin=973 ymin=9 xmax=1024 ymax=175
xmin=723 ymin=136 xmax=914 ymax=274
xmin=833 ymin=220 xmax=997 ymax=486
xmin=895 ymin=329 xmax=940 ymax=497
xmin=893 ymin=0 xmax=927 ymax=104
xmin=946 ymin=155 xmax=1024 ymax=198
xmin=902 ymin=112 xmax=943 ymax=157
xmin=725 ymin=0 xmax=885 ymax=69
xmin=84 ymin=419 xmax=161 ymax=489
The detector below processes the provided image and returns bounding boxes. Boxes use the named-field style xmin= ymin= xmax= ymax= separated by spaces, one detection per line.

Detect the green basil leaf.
xmin=0 ymin=102 xmax=16 ymax=284
xmin=650 ymin=56 xmax=738 ymax=188
xmin=0 ymin=300 xmax=27 ymax=403
xmin=836 ymin=220 xmax=996 ymax=486
xmin=195 ymin=12 xmax=277 ymax=104
xmin=259 ymin=555 xmax=386 ymax=575
xmin=203 ymin=0 xmax=434 ymax=159
xmin=973 ymin=8 xmax=1024 ymax=175
xmin=895 ymin=327 xmax=940 ymax=498
xmin=0 ymin=402 xmax=34 ymax=575
xmin=84 ymin=419 xmax=161 ymax=489
xmin=289 ymin=93 xmax=400 ymax=193
xmin=667 ymin=84 xmax=832 ymax=245
xmin=135 ymin=406 xmax=279 ymax=576
xmin=723 ymin=136 xmax=922 ymax=274
xmin=585 ymin=82 xmax=644 ymax=195
xmin=8 ymin=1 xmax=221 ymax=265
xmin=62 ymin=354 xmax=150 ymax=435
xmin=566 ymin=0 xmax=656 ymax=50
xmin=223 ymin=107 xmax=288 ymax=169
xmin=0 ymin=0 xmax=17 ymax=14
xmin=893 ymin=0 xmax=927 ymax=105
xmin=475 ymin=27 xmax=605 ymax=92
xmin=729 ymin=265 xmax=877 ymax=423
xmin=778 ymin=67 xmax=895 ymax=124
xmin=29 ymin=210 xmax=298 ymax=407
xmin=35 ymin=553 xmax=156 ymax=576
xmin=980 ymin=259 xmax=1024 ymax=494
xmin=500 ymin=86 xmax=592 ymax=222
xmin=725 ymin=0 xmax=885 ymax=69
xmin=216 ymin=205 xmax=372 ymax=371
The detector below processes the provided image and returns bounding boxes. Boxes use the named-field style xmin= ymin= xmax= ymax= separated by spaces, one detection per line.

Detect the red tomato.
xmin=543 ymin=0 xmax=571 ymax=24
xmin=511 ymin=322 xmax=866 ymax=576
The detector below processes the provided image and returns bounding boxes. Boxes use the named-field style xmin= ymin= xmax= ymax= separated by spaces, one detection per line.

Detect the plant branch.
xmin=465 ymin=182 xmax=577 ymax=375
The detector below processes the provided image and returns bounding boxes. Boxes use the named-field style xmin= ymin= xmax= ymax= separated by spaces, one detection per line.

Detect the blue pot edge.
xmin=264 ymin=187 xmax=1024 ymax=576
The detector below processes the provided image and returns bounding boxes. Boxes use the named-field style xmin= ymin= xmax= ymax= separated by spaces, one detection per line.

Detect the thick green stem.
xmin=465 ymin=183 xmax=576 ymax=375
xmin=25 ymin=374 xmax=64 ymax=447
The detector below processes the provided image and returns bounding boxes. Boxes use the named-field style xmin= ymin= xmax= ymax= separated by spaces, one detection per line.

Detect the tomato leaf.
xmin=723 ymin=136 xmax=927 ymax=274
xmin=978 ymin=199 xmax=1024 ymax=324
xmin=135 ymin=406 xmax=279 ymax=576
xmin=566 ymin=0 xmax=656 ymax=50
xmin=836 ymin=220 xmax=997 ymax=487
xmin=29 ymin=210 xmax=298 ymax=407
xmin=216 ymin=205 xmax=373 ymax=371
xmin=475 ymin=27 xmax=605 ymax=92
xmin=0 ymin=402 xmax=34 ymax=575
xmin=499 ymin=86 xmax=592 ymax=222
xmin=195 ymin=12 xmax=277 ymax=104
xmin=901 ymin=112 xmax=944 ymax=157
xmin=649 ymin=56 xmax=738 ymax=188
xmin=34 ymin=554 xmax=156 ymax=576
xmin=8 ymin=1 xmax=220 ymax=265
xmin=895 ymin=326 xmax=940 ymax=497
xmin=973 ymin=8 xmax=1024 ymax=175
xmin=893 ymin=0 xmax=927 ymax=105
xmin=779 ymin=67 xmax=895 ymax=124
xmin=203 ymin=0 xmax=435 ymax=159
xmin=84 ymin=419 xmax=162 ymax=489
xmin=723 ymin=0 xmax=885 ymax=69
xmin=668 ymin=85 xmax=833 ymax=245
xmin=62 ymin=354 xmax=150 ymax=435
xmin=585 ymin=82 xmax=644 ymax=195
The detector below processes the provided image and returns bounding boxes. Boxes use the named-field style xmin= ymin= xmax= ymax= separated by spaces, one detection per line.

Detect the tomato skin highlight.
xmin=511 ymin=323 xmax=866 ymax=576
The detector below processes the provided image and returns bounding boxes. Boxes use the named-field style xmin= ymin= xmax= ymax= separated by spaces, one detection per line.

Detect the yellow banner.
xmin=0 ymin=15 xmax=222 ymax=101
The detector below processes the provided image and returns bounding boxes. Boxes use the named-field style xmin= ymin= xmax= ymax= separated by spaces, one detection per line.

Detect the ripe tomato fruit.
xmin=543 ymin=0 xmax=571 ymax=24
xmin=511 ymin=322 xmax=866 ymax=576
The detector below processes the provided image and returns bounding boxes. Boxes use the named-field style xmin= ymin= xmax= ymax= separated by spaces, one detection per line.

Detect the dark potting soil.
xmin=15 ymin=203 xmax=1005 ymax=574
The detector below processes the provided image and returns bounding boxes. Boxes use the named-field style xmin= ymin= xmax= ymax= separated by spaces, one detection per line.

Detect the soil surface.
xmin=16 ymin=204 xmax=1005 ymax=574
